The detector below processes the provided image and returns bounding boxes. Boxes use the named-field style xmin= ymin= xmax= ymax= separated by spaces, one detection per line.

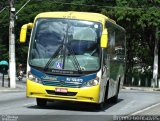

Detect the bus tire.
xmin=96 ymin=102 xmax=105 ymax=110
xmin=36 ymin=98 xmax=47 ymax=107
xmin=111 ymin=80 xmax=120 ymax=103
xmin=111 ymin=92 xmax=118 ymax=103
xmin=104 ymin=81 xmax=109 ymax=103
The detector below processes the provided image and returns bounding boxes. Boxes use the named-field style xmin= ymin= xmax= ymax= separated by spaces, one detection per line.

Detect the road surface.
xmin=0 ymin=88 xmax=160 ymax=121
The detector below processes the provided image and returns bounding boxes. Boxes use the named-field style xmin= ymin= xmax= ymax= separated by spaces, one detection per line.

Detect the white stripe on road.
xmin=23 ymin=102 xmax=35 ymax=106
xmin=131 ymin=102 xmax=160 ymax=115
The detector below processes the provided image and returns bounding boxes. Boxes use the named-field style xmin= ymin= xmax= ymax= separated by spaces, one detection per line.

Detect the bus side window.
xmin=115 ymin=30 xmax=125 ymax=62
xmin=107 ymin=27 xmax=117 ymax=80
xmin=103 ymin=48 xmax=110 ymax=77
xmin=108 ymin=29 xmax=116 ymax=59
xmin=103 ymin=28 xmax=115 ymax=78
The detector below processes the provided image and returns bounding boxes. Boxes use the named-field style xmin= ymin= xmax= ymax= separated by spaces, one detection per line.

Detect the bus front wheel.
xmin=36 ymin=98 xmax=47 ymax=107
xmin=96 ymin=102 xmax=105 ymax=110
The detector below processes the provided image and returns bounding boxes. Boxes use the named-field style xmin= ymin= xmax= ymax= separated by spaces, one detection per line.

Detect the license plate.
xmin=55 ymin=88 xmax=68 ymax=93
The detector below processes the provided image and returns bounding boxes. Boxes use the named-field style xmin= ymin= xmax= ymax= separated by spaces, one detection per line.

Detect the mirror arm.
xmin=20 ymin=23 xmax=33 ymax=43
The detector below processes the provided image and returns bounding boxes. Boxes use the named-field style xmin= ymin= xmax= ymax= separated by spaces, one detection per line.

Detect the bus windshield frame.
xmin=29 ymin=18 xmax=102 ymax=75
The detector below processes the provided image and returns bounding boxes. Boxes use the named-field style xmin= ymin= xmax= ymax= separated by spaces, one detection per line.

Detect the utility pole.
xmin=152 ymin=27 xmax=159 ymax=88
xmin=9 ymin=0 xmax=16 ymax=88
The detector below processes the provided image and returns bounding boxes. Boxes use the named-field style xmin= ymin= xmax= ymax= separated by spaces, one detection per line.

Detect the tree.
xmin=112 ymin=0 xmax=160 ymax=85
xmin=0 ymin=0 xmax=159 ymax=86
xmin=0 ymin=43 xmax=8 ymax=61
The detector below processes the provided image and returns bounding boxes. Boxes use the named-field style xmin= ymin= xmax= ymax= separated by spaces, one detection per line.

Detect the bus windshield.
xmin=29 ymin=18 xmax=102 ymax=74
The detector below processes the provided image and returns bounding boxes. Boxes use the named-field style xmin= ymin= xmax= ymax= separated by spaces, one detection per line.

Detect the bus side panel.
xmin=105 ymin=22 xmax=126 ymax=98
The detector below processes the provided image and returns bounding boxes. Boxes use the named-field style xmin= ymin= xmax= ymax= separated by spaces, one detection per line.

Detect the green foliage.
xmin=0 ymin=0 xmax=8 ymax=8
xmin=0 ymin=43 xmax=8 ymax=61
xmin=0 ymin=0 xmax=159 ymax=84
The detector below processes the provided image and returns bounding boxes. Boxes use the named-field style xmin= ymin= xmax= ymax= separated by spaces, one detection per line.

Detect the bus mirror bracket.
xmin=100 ymin=29 xmax=108 ymax=48
xmin=20 ymin=23 xmax=33 ymax=43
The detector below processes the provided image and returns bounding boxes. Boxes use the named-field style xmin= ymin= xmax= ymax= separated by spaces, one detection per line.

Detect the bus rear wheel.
xmin=111 ymin=81 xmax=120 ymax=103
xmin=104 ymin=82 xmax=109 ymax=103
xmin=36 ymin=98 xmax=47 ymax=107
xmin=111 ymin=93 xmax=118 ymax=103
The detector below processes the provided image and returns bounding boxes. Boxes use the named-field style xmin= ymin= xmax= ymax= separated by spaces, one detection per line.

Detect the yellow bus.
xmin=20 ymin=11 xmax=126 ymax=107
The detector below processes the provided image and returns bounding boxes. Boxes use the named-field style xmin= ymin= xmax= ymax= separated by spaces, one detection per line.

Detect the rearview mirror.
xmin=100 ymin=29 xmax=108 ymax=48
xmin=20 ymin=23 xmax=33 ymax=43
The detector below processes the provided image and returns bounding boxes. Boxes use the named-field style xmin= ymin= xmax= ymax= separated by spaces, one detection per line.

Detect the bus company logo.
xmin=42 ymin=75 xmax=58 ymax=81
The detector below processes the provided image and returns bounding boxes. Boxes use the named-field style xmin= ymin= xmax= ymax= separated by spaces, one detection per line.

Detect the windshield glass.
xmin=29 ymin=18 xmax=102 ymax=73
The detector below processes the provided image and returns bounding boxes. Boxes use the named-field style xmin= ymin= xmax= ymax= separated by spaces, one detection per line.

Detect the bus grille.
xmin=42 ymin=80 xmax=82 ymax=88
xmin=46 ymin=90 xmax=77 ymax=96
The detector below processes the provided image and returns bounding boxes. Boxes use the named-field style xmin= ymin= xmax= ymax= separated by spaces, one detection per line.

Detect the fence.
xmin=124 ymin=72 xmax=154 ymax=87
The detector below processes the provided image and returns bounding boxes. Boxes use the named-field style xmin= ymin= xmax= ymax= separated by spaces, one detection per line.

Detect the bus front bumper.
xmin=26 ymin=80 xmax=100 ymax=103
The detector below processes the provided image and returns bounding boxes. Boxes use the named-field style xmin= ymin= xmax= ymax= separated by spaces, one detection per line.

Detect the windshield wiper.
xmin=43 ymin=45 xmax=63 ymax=71
xmin=66 ymin=44 xmax=82 ymax=73
xmin=43 ymin=43 xmax=82 ymax=73
xmin=58 ymin=19 xmax=82 ymax=73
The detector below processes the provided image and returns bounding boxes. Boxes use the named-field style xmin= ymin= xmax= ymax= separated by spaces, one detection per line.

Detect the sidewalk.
xmin=0 ymin=74 xmax=26 ymax=91
xmin=123 ymin=86 xmax=160 ymax=92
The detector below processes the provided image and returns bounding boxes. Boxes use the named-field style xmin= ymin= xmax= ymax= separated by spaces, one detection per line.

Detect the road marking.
xmin=23 ymin=102 xmax=35 ymax=106
xmin=0 ymin=89 xmax=23 ymax=92
xmin=131 ymin=102 xmax=160 ymax=115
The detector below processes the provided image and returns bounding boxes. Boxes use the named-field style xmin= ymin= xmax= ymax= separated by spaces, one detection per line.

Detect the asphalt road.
xmin=0 ymin=88 xmax=160 ymax=121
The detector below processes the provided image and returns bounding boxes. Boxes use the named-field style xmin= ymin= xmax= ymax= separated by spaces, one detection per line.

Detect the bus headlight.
xmin=82 ymin=77 xmax=99 ymax=87
xmin=28 ymin=72 xmax=42 ymax=84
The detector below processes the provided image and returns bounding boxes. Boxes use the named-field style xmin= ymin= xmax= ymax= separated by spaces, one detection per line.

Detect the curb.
xmin=0 ymin=88 xmax=22 ymax=92
xmin=0 ymin=86 xmax=25 ymax=92
xmin=123 ymin=86 xmax=160 ymax=92
xmin=0 ymin=81 xmax=26 ymax=92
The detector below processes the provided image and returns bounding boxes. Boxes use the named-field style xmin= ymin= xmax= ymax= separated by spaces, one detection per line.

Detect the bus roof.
xmin=35 ymin=11 xmax=116 ymax=25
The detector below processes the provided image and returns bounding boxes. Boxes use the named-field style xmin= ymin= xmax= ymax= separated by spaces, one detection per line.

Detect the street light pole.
xmin=9 ymin=0 xmax=16 ymax=88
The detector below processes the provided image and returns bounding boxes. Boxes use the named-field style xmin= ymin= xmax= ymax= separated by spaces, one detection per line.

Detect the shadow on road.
xmin=27 ymin=98 xmax=123 ymax=112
